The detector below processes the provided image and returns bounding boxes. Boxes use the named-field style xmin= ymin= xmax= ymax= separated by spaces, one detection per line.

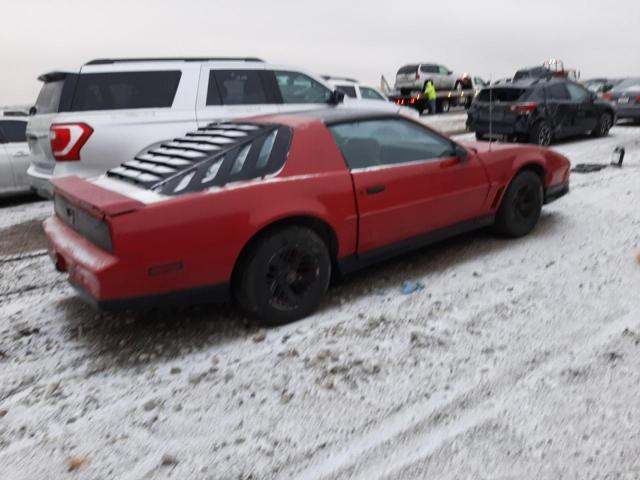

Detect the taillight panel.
xmin=509 ymin=102 xmax=538 ymax=114
xmin=50 ymin=123 xmax=93 ymax=161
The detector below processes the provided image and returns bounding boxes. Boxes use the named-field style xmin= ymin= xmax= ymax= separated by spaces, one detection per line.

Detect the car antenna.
xmin=489 ymin=73 xmax=493 ymax=152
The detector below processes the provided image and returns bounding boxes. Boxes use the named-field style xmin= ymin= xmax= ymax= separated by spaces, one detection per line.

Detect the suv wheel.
xmin=591 ymin=113 xmax=613 ymax=137
xmin=234 ymin=226 xmax=331 ymax=325
xmin=494 ymin=171 xmax=543 ymax=238
xmin=530 ymin=121 xmax=552 ymax=146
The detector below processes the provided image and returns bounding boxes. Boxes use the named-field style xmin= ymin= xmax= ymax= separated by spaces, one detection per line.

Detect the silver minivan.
xmin=27 ymin=57 xmax=410 ymax=197
xmin=394 ymin=63 xmax=459 ymax=93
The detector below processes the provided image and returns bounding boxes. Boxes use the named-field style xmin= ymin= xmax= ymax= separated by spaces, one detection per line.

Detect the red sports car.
xmin=44 ymin=110 xmax=570 ymax=324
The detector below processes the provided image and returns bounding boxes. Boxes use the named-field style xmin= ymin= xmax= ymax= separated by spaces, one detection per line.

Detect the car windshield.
xmin=612 ymin=78 xmax=640 ymax=92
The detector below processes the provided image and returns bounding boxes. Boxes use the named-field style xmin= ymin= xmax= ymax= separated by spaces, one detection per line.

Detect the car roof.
xmin=252 ymin=108 xmax=405 ymax=127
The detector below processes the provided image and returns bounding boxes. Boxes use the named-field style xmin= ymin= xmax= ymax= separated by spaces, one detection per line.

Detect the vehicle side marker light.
xmin=148 ymin=262 xmax=184 ymax=277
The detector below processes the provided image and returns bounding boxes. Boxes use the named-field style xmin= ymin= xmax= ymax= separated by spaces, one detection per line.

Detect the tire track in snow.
xmin=291 ymin=309 xmax=640 ymax=480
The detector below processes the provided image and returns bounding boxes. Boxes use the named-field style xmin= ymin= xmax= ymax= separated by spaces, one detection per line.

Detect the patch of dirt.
xmin=0 ymin=219 xmax=47 ymax=257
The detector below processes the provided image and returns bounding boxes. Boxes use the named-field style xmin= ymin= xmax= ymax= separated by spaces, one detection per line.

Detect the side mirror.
xmin=29 ymin=106 xmax=37 ymax=116
xmin=329 ymin=89 xmax=345 ymax=105
xmin=452 ymin=143 xmax=468 ymax=161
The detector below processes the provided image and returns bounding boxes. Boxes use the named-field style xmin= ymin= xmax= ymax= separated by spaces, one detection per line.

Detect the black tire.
xmin=475 ymin=131 xmax=486 ymax=141
xmin=233 ymin=226 xmax=331 ymax=325
xmin=529 ymin=120 xmax=552 ymax=146
xmin=493 ymin=171 xmax=543 ymax=238
xmin=591 ymin=112 xmax=613 ymax=137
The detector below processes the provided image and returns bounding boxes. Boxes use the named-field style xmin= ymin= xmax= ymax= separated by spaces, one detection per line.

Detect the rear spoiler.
xmin=52 ymin=177 xmax=145 ymax=217
xmin=37 ymin=71 xmax=74 ymax=83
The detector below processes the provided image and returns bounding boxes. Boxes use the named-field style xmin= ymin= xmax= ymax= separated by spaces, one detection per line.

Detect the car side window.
xmin=334 ymin=85 xmax=357 ymax=98
xmin=0 ymin=121 xmax=27 ymax=143
xmin=212 ymin=70 xmax=268 ymax=105
xmin=438 ymin=66 xmax=450 ymax=75
xmin=566 ymin=83 xmax=589 ymax=102
xmin=329 ymin=118 xmax=454 ymax=170
xmin=546 ymin=83 xmax=570 ymax=100
xmin=274 ymin=71 xmax=332 ymax=104
xmin=421 ymin=65 xmax=438 ymax=74
xmin=360 ymin=87 xmax=385 ymax=100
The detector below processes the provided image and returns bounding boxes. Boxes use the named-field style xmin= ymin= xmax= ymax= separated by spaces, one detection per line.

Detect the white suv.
xmin=27 ymin=57 xmax=410 ymax=197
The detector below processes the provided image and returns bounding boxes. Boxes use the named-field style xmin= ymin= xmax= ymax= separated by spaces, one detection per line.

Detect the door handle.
xmin=13 ymin=152 xmax=29 ymax=157
xmin=366 ymin=185 xmax=385 ymax=195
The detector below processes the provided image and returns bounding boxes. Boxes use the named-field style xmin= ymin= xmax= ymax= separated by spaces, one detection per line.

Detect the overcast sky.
xmin=1 ymin=0 xmax=639 ymax=106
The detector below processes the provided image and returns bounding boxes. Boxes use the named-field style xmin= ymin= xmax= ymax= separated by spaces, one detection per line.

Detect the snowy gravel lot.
xmin=1 ymin=123 xmax=639 ymax=479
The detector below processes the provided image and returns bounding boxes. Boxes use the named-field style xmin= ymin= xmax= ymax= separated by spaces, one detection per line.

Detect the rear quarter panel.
xmin=108 ymin=121 xmax=357 ymax=295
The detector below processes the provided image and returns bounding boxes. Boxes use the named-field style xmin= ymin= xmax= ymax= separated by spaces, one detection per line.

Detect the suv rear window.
xmin=477 ymin=88 xmax=527 ymax=102
xmin=35 ymin=80 xmax=65 ymax=114
xmin=69 ymin=71 xmax=181 ymax=111
xmin=397 ymin=65 xmax=418 ymax=75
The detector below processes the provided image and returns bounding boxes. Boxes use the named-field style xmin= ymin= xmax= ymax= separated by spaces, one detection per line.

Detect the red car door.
xmin=330 ymin=118 xmax=490 ymax=254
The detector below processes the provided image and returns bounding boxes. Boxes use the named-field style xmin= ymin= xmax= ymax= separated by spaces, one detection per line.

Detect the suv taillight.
xmin=415 ymin=70 xmax=420 ymax=80
xmin=602 ymin=93 xmax=613 ymax=101
xmin=509 ymin=102 xmax=538 ymax=114
xmin=50 ymin=123 xmax=93 ymax=161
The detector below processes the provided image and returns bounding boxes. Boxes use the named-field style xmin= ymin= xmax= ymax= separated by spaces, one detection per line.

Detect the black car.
xmin=466 ymin=78 xmax=616 ymax=146
xmin=603 ymin=78 xmax=640 ymax=123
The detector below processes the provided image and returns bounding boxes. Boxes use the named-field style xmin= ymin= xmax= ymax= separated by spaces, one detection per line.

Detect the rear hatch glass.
xmin=477 ymin=88 xmax=528 ymax=102
xmin=397 ymin=65 xmax=418 ymax=77
xmin=35 ymin=80 xmax=65 ymax=114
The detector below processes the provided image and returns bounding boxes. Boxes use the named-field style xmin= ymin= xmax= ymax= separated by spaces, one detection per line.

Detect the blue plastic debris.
xmin=400 ymin=281 xmax=425 ymax=295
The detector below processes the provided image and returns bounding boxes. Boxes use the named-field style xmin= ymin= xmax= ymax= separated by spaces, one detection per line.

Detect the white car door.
xmin=196 ymin=64 xmax=280 ymax=127
xmin=0 ymin=119 xmax=32 ymax=193
xmin=0 ymin=142 xmax=16 ymax=194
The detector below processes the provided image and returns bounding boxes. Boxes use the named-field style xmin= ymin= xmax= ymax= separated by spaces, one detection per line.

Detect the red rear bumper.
xmin=43 ymin=216 xmax=228 ymax=310
xmin=44 ymin=216 xmax=119 ymax=302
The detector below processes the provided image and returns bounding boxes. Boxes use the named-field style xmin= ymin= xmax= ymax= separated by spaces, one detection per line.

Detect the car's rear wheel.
xmin=234 ymin=226 xmax=331 ymax=326
xmin=530 ymin=121 xmax=552 ymax=146
xmin=493 ymin=171 xmax=543 ymax=238
xmin=591 ymin=113 xmax=613 ymax=137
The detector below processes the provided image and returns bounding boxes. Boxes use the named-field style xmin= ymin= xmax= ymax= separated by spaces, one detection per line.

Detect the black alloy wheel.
xmin=591 ymin=113 xmax=613 ymax=137
xmin=234 ymin=227 xmax=331 ymax=325
xmin=531 ymin=121 xmax=552 ymax=146
xmin=494 ymin=171 xmax=543 ymax=238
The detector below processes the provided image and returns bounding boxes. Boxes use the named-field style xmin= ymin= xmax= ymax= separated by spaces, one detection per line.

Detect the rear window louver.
xmin=106 ymin=122 xmax=292 ymax=195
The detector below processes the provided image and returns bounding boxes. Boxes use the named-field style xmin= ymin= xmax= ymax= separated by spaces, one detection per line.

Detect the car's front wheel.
xmin=234 ymin=226 xmax=331 ymax=325
xmin=591 ymin=113 xmax=613 ymax=137
xmin=494 ymin=171 xmax=543 ymax=238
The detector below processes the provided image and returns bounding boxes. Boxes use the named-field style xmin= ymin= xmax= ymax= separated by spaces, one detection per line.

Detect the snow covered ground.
xmin=1 ymin=124 xmax=639 ymax=479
